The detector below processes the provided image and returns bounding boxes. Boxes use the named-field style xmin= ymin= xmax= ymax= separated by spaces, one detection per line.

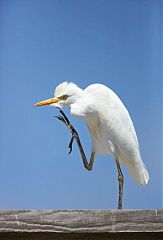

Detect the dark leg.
xmin=115 ymin=159 xmax=124 ymax=210
xmin=55 ymin=108 xmax=96 ymax=171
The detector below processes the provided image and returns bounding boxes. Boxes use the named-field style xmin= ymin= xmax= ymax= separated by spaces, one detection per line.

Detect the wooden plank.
xmin=0 ymin=210 xmax=162 ymax=233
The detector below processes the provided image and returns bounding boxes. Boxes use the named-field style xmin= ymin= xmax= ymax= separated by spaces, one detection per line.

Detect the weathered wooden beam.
xmin=0 ymin=210 xmax=162 ymax=239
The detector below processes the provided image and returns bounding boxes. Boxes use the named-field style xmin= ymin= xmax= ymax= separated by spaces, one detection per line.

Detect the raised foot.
xmin=54 ymin=107 xmax=78 ymax=154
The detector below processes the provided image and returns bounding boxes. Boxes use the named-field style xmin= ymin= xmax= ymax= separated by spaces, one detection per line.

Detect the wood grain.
xmin=0 ymin=210 xmax=162 ymax=233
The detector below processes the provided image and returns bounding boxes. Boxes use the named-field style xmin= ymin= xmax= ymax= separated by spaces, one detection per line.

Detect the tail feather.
xmin=126 ymin=161 xmax=149 ymax=185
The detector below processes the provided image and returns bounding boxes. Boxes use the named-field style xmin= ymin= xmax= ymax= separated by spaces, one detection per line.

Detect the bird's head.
xmin=35 ymin=82 xmax=83 ymax=108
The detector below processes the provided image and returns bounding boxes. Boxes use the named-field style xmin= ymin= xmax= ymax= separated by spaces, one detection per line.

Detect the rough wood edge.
xmin=0 ymin=210 xmax=162 ymax=233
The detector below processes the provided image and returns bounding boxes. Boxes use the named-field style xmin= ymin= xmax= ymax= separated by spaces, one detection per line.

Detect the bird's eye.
xmin=60 ymin=95 xmax=68 ymax=100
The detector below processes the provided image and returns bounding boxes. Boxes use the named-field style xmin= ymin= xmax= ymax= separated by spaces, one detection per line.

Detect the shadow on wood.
xmin=0 ymin=232 xmax=163 ymax=240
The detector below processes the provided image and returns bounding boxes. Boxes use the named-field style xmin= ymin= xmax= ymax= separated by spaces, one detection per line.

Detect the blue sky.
xmin=0 ymin=0 xmax=162 ymax=209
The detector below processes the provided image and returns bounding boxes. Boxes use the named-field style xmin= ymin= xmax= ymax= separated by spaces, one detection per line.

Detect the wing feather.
xmin=84 ymin=84 xmax=149 ymax=184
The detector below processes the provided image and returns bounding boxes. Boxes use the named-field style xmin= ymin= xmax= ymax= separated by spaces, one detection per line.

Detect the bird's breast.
xmin=86 ymin=115 xmax=115 ymax=155
xmin=86 ymin=116 xmax=101 ymax=139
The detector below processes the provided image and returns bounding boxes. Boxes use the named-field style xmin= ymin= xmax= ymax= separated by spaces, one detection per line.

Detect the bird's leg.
xmin=55 ymin=108 xmax=95 ymax=171
xmin=71 ymin=128 xmax=95 ymax=171
xmin=115 ymin=159 xmax=124 ymax=210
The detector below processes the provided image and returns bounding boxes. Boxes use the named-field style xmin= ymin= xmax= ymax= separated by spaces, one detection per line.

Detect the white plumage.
xmin=70 ymin=83 xmax=149 ymax=185
xmin=35 ymin=82 xmax=149 ymax=205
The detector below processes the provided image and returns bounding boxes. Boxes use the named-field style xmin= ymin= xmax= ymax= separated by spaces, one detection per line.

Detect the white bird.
xmin=35 ymin=82 xmax=149 ymax=209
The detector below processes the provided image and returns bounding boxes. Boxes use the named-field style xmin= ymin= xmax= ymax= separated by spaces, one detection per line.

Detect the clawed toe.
xmin=54 ymin=109 xmax=70 ymax=127
xmin=54 ymin=115 xmax=64 ymax=121
xmin=57 ymin=107 xmax=70 ymax=125
xmin=68 ymin=136 xmax=74 ymax=154
xmin=55 ymin=108 xmax=76 ymax=154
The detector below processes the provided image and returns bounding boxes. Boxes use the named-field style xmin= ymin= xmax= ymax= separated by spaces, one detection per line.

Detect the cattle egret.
xmin=35 ymin=82 xmax=149 ymax=209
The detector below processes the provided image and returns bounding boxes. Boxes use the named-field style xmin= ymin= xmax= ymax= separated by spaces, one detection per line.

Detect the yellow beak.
xmin=35 ymin=97 xmax=60 ymax=106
